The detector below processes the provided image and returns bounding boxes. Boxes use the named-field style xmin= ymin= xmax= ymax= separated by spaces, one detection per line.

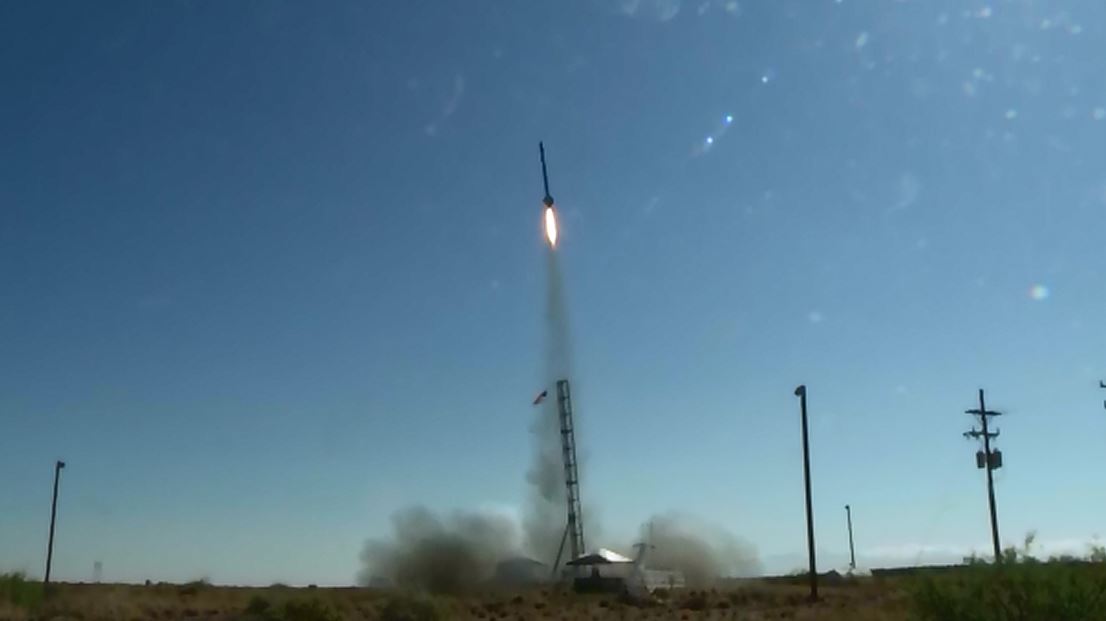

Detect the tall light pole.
xmin=845 ymin=505 xmax=856 ymax=572
xmin=44 ymin=460 xmax=66 ymax=587
xmin=794 ymin=385 xmax=817 ymax=601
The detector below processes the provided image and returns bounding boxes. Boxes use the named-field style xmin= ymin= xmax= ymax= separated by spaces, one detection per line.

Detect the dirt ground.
xmin=1 ymin=579 xmax=913 ymax=621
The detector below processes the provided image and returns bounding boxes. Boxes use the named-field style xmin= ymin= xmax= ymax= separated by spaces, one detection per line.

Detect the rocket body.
xmin=539 ymin=142 xmax=559 ymax=247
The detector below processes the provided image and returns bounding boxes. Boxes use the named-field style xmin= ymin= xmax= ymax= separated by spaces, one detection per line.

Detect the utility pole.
xmin=964 ymin=389 xmax=1003 ymax=563
xmin=794 ymin=385 xmax=818 ymax=601
xmin=845 ymin=505 xmax=856 ymax=572
xmin=44 ymin=460 xmax=66 ymax=587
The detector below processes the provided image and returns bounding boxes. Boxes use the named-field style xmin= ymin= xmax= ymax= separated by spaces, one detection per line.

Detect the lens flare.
xmin=1029 ymin=284 xmax=1050 ymax=301
xmin=544 ymin=206 xmax=558 ymax=247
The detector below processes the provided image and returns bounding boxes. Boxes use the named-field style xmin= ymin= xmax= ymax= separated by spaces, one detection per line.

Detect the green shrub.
xmin=678 ymin=591 xmax=708 ymax=611
xmin=379 ymin=593 xmax=441 ymax=621
xmin=245 ymin=594 xmax=272 ymax=616
xmin=912 ymin=563 xmax=1106 ymax=621
xmin=1090 ymin=545 xmax=1106 ymax=563
xmin=178 ymin=578 xmax=211 ymax=597
xmin=0 ymin=572 xmax=44 ymax=609
xmin=281 ymin=598 xmax=342 ymax=621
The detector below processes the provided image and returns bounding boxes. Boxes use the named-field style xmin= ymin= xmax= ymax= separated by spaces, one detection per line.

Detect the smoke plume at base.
xmin=639 ymin=513 xmax=762 ymax=585
xmin=357 ymin=506 xmax=520 ymax=593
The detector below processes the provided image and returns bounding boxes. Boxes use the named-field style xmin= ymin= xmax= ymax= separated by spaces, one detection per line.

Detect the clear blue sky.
xmin=3 ymin=0 xmax=1106 ymax=585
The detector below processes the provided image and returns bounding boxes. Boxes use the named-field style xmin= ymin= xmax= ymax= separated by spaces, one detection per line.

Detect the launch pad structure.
xmin=551 ymin=378 xmax=585 ymax=577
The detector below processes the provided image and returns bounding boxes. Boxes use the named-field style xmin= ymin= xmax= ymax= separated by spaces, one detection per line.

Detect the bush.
xmin=678 ymin=591 xmax=708 ymax=611
xmin=617 ymin=591 xmax=652 ymax=608
xmin=0 ymin=572 xmax=44 ymax=609
xmin=281 ymin=598 xmax=342 ymax=621
xmin=1090 ymin=545 xmax=1106 ymax=563
xmin=245 ymin=595 xmax=272 ymax=616
xmin=379 ymin=593 xmax=442 ymax=621
xmin=178 ymin=578 xmax=211 ymax=597
xmin=912 ymin=563 xmax=1106 ymax=621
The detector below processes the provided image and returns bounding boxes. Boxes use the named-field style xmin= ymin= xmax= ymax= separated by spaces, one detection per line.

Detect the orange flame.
xmin=544 ymin=206 xmax=558 ymax=247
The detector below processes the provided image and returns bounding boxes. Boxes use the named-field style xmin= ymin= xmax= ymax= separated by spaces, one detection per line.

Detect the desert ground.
xmin=8 ymin=561 xmax=1106 ymax=621
xmin=1 ymin=577 xmax=909 ymax=621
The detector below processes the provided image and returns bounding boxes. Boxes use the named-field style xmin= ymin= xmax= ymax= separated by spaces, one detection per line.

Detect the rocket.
xmin=539 ymin=142 xmax=558 ymax=247
xmin=539 ymin=141 xmax=555 ymax=208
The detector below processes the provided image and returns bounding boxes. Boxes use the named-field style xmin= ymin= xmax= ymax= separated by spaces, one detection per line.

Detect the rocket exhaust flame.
xmin=544 ymin=206 xmax=558 ymax=247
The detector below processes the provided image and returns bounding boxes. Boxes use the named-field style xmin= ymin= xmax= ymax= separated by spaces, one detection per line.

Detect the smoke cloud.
xmin=357 ymin=506 xmax=520 ymax=593
xmin=523 ymin=249 xmax=573 ymax=563
xmin=358 ymin=245 xmax=580 ymax=591
xmin=640 ymin=513 xmax=761 ymax=585
xmin=357 ymin=252 xmax=765 ymax=593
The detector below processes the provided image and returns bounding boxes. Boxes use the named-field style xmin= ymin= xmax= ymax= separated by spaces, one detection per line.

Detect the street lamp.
xmin=845 ymin=505 xmax=856 ymax=572
xmin=794 ymin=385 xmax=818 ymax=601
xmin=44 ymin=460 xmax=66 ymax=586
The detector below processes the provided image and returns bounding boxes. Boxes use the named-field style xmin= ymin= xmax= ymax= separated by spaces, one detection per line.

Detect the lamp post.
xmin=794 ymin=385 xmax=818 ymax=601
xmin=44 ymin=460 xmax=66 ymax=587
xmin=845 ymin=505 xmax=856 ymax=572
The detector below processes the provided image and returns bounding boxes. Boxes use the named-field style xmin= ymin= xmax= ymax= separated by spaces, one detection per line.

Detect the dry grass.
xmin=0 ymin=578 xmax=912 ymax=621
